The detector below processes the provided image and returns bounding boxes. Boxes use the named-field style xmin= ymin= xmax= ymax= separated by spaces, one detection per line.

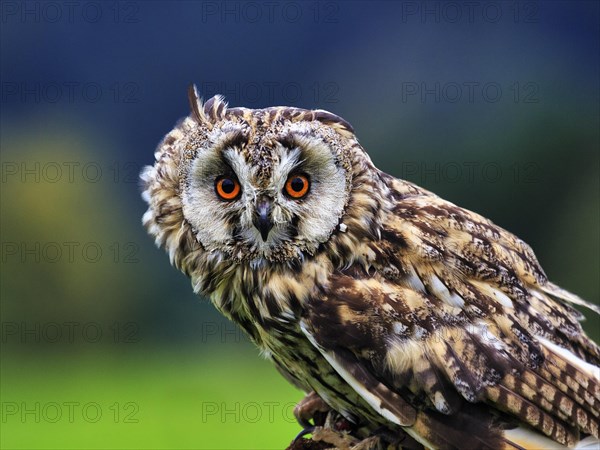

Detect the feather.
xmin=543 ymin=282 xmax=600 ymax=315
xmin=300 ymin=321 xmax=417 ymax=427
xmin=142 ymin=90 xmax=600 ymax=449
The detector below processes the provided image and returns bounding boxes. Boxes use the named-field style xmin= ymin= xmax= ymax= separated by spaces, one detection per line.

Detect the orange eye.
xmin=215 ymin=176 xmax=241 ymax=201
xmin=284 ymin=174 xmax=310 ymax=199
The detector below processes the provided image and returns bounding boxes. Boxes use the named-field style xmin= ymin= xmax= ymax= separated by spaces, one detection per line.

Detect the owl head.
xmin=142 ymin=86 xmax=374 ymax=267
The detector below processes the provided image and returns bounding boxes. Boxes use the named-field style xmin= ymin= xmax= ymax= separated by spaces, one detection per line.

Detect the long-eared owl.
xmin=141 ymin=86 xmax=600 ymax=449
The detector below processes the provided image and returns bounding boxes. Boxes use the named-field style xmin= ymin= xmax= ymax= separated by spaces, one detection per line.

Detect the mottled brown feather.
xmin=141 ymin=90 xmax=600 ymax=449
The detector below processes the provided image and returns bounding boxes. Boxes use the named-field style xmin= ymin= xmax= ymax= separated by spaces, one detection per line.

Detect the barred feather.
xmin=141 ymin=88 xmax=600 ymax=449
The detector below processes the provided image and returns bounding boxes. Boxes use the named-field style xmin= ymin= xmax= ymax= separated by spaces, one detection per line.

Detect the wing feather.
xmin=300 ymin=321 xmax=417 ymax=427
xmin=543 ymin=282 xmax=600 ymax=315
xmin=302 ymin=181 xmax=599 ymax=448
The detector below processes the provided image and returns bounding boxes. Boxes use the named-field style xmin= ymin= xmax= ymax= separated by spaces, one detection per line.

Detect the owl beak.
xmin=253 ymin=197 xmax=273 ymax=242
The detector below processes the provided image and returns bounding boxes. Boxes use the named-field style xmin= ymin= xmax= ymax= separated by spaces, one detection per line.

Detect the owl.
xmin=141 ymin=85 xmax=600 ymax=450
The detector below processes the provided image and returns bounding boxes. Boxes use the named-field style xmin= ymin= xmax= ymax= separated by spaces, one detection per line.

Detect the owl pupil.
xmin=221 ymin=179 xmax=235 ymax=194
xmin=291 ymin=178 xmax=304 ymax=192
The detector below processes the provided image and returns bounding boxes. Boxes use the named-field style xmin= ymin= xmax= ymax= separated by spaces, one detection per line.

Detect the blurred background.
xmin=1 ymin=1 xmax=598 ymax=448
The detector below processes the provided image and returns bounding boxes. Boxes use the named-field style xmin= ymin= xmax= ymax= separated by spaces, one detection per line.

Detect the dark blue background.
xmin=2 ymin=0 xmax=598 ymax=339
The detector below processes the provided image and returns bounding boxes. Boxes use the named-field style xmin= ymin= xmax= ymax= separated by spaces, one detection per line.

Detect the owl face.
xmin=178 ymin=88 xmax=356 ymax=263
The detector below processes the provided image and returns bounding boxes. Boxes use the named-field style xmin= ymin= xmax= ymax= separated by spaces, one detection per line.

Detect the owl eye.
xmin=284 ymin=174 xmax=310 ymax=199
xmin=215 ymin=176 xmax=241 ymax=201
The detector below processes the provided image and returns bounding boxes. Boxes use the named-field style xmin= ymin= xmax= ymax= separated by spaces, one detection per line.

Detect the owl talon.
xmin=294 ymin=391 xmax=331 ymax=428
xmin=292 ymin=425 xmax=315 ymax=443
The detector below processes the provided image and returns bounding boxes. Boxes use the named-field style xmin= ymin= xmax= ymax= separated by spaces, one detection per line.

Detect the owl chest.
xmin=209 ymin=268 xmax=325 ymax=372
xmin=208 ymin=270 xmax=382 ymax=426
xmin=211 ymin=264 xmax=324 ymax=358
xmin=208 ymin=268 xmax=304 ymax=349
xmin=221 ymin=289 xmax=366 ymax=419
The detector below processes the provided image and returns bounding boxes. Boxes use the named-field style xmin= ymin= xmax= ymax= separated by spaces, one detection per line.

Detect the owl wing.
xmin=301 ymin=181 xmax=600 ymax=449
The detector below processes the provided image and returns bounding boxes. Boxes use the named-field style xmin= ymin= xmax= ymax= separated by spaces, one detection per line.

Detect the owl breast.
xmin=204 ymin=253 xmax=387 ymax=430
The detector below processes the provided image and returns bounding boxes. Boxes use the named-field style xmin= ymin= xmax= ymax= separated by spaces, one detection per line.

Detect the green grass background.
xmin=2 ymin=348 xmax=301 ymax=449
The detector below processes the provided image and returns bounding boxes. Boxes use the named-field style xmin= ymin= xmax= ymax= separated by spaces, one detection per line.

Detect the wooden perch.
xmin=285 ymin=411 xmax=399 ymax=450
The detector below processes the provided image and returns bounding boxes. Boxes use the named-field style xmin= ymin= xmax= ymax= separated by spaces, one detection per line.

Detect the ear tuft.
xmin=188 ymin=84 xmax=206 ymax=125
xmin=187 ymin=85 xmax=228 ymax=129
xmin=204 ymin=94 xmax=228 ymax=122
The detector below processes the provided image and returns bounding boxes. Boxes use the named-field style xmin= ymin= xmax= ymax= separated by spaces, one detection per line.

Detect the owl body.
xmin=141 ymin=86 xmax=600 ymax=449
